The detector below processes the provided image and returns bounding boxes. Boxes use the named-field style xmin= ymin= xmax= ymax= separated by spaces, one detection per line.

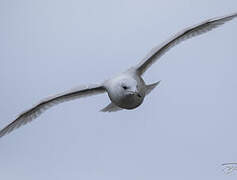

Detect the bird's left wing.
xmin=136 ymin=12 xmax=237 ymax=75
xmin=0 ymin=84 xmax=106 ymax=138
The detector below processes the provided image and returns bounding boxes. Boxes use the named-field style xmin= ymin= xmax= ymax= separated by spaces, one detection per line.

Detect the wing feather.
xmin=136 ymin=12 xmax=237 ymax=75
xmin=0 ymin=84 xmax=105 ymax=138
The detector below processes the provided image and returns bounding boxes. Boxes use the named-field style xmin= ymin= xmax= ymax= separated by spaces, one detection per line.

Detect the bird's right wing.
xmin=0 ymin=84 xmax=106 ymax=138
xmin=136 ymin=12 xmax=237 ymax=75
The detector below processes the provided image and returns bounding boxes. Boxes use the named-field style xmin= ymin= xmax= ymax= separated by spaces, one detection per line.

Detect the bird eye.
xmin=122 ymin=85 xmax=128 ymax=90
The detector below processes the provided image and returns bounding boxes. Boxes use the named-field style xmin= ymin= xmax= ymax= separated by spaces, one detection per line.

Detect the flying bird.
xmin=0 ymin=12 xmax=237 ymax=138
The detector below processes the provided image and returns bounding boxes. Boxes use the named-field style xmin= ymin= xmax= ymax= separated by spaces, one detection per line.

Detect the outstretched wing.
xmin=0 ymin=84 xmax=106 ymax=138
xmin=136 ymin=12 xmax=237 ymax=75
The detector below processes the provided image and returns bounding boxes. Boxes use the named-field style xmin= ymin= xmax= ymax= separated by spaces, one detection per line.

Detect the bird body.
xmin=103 ymin=68 xmax=146 ymax=110
xmin=0 ymin=12 xmax=237 ymax=138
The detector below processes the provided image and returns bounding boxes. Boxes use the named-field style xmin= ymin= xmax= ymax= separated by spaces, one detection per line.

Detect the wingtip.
xmin=0 ymin=129 xmax=9 ymax=139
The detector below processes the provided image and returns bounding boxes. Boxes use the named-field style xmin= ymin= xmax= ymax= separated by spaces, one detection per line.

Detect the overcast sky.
xmin=0 ymin=0 xmax=237 ymax=179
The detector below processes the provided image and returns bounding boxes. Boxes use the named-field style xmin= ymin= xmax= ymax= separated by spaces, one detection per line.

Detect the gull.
xmin=0 ymin=12 xmax=237 ymax=138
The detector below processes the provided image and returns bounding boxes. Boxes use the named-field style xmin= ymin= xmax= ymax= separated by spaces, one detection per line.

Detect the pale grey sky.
xmin=0 ymin=0 xmax=237 ymax=179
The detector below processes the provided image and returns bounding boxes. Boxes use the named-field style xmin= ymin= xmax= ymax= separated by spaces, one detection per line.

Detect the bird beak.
xmin=128 ymin=90 xmax=142 ymax=98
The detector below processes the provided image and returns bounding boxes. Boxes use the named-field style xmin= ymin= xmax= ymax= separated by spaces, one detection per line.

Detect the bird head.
xmin=106 ymin=77 xmax=145 ymax=109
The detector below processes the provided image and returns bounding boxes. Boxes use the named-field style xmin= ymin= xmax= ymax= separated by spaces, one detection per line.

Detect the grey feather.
xmin=145 ymin=81 xmax=161 ymax=95
xmin=100 ymin=103 xmax=123 ymax=112
xmin=136 ymin=12 xmax=237 ymax=75
xmin=0 ymin=84 xmax=105 ymax=138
